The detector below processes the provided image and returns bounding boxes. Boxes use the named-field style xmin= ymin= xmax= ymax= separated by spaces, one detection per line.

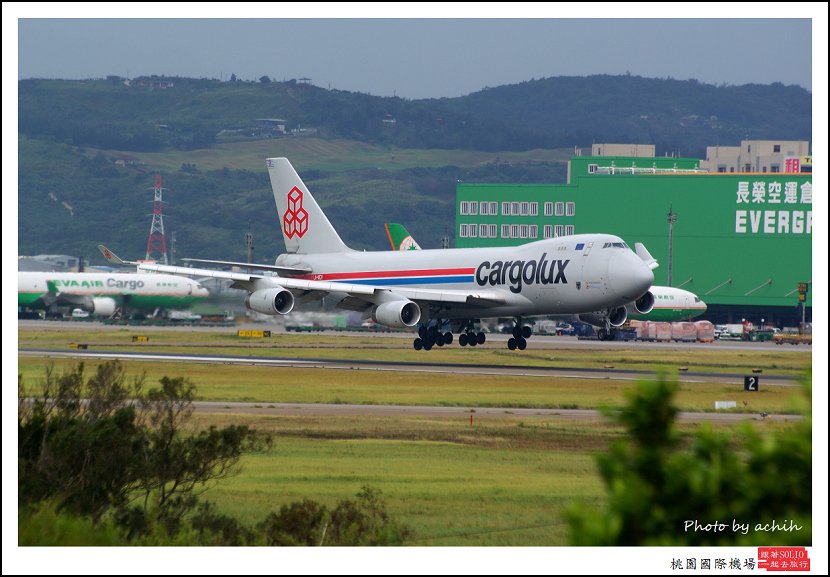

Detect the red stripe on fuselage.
xmin=296 ymin=268 xmax=475 ymax=281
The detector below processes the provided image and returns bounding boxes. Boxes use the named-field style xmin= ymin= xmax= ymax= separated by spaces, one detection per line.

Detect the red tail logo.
xmin=283 ymin=187 xmax=309 ymax=239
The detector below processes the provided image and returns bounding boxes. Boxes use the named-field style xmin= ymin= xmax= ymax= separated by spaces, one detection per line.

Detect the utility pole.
xmin=667 ymin=205 xmax=677 ymax=287
xmin=245 ymin=230 xmax=254 ymax=272
xmin=170 ymin=230 xmax=176 ymax=265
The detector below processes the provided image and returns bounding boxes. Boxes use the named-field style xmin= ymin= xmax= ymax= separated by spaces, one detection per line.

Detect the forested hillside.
xmin=19 ymin=74 xmax=810 ymax=156
xmin=18 ymin=74 xmax=811 ymax=262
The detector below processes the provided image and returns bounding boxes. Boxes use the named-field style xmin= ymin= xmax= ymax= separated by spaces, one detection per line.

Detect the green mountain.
xmin=18 ymin=75 xmax=810 ymax=263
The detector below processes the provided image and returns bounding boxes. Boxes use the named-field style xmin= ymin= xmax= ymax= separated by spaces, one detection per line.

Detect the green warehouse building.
xmin=455 ymin=142 xmax=812 ymax=326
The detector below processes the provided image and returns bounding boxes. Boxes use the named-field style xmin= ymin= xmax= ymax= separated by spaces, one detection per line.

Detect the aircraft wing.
xmin=181 ymin=257 xmax=311 ymax=275
xmin=32 ymin=280 xmax=99 ymax=310
xmin=136 ymin=263 xmax=507 ymax=307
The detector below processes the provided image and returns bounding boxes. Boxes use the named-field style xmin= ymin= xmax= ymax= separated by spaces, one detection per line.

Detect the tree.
xmin=18 ymin=361 xmax=269 ymax=535
xmin=567 ymin=372 xmax=812 ymax=545
xmin=259 ymin=75 xmax=271 ymax=84
xmin=19 ymin=362 xmax=412 ymax=546
xmin=18 ymin=363 xmax=145 ymax=521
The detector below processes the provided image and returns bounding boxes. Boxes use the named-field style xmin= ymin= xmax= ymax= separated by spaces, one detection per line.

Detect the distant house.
xmin=112 ymin=154 xmax=143 ymax=166
xmin=256 ymin=118 xmax=287 ymax=135
xmin=382 ymin=113 xmax=397 ymax=125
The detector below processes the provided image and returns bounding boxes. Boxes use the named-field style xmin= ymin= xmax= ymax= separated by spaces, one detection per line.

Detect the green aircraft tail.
xmin=384 ymin=223 xmax=422 ymax=251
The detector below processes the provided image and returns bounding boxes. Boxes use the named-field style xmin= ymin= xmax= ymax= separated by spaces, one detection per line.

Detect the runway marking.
xmin=20 ymin=350 xmax=315 ymax=367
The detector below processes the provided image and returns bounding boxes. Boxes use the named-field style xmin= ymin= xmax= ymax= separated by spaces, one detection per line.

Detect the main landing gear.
xmin=411 ymin=319 xmax=534 ymax=351
xmin=412 ymin=325 xmax=453 ymax=351
xmin=458 ymin=320 xmax=486 ymax=347
xmin=412 ymin=320 xmax=485 ymax=351
xmin=507 ymin=318 xmax=533 ymax=351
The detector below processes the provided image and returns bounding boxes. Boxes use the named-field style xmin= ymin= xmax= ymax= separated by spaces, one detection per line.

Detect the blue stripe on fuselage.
xmin=348 ymin=275 xmax=474 ymax=286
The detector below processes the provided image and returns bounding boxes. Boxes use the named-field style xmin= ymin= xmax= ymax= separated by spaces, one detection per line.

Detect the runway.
xmin=19 ymin=347 xmax=800 ymax=386
xmin=17 ymin=319 xmax=810 ymax=353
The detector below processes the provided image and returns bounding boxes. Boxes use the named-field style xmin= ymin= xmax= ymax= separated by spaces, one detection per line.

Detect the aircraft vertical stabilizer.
xmin=266 ymin=157 xmax=352 ymax=254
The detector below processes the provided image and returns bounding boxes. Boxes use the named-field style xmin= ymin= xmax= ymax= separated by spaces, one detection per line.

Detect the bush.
xmin=567 ymin=372 xmax=811 ymax=545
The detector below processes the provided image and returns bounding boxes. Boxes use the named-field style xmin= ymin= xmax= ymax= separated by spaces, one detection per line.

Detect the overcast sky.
xmin=14 ymin=13 xmax=816 ymax=98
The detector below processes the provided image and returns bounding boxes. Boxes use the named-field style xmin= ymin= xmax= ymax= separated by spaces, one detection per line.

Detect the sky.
xmin=13 ymin=11 xmax=816 ymax=98
xmin=4 ymin=4 xmax=828 ymax=573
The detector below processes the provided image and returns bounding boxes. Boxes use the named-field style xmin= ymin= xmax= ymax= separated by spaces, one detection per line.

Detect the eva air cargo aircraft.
xmin=18 ymin=271 xmax=209 ymax=318
xmin=102 ymin=158 xmax=656 ymax=351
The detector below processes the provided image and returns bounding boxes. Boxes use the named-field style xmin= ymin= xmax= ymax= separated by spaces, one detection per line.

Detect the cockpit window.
xmin=602 ymin=242 xmax=628 ymax=249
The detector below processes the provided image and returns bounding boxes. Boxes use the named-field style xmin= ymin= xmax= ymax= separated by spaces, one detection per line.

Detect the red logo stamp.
xmin=758 ymin=547 xmax=810 ymax=571
xmin=283 ymin=186 xmax=309 ymax=239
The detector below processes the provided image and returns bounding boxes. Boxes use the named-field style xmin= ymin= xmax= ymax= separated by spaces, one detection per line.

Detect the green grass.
xmin=109 ymin=137 xmax=574 ymax=173
xmin=17 ymin=327 xmax=811 ymax=546
xmin=18 ymin=356 xmax=803 ymax=414
xmin=212 ymin=438 xmax=597 ymax=545
xmin=192 ymin=414 xmax=610 ymax=545
xmin=18 ymin=328 xmax=811 ymax=377
xmin=184 ymin=412 xmax=801 ymax=546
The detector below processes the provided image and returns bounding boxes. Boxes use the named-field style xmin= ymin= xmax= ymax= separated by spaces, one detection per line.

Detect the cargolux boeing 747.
xmin=101 ymin=158 xmax=655 ymax=351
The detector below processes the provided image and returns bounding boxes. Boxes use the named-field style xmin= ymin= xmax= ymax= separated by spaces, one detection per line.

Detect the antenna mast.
xmin=145 ymin=174 xmax=169 ymax=264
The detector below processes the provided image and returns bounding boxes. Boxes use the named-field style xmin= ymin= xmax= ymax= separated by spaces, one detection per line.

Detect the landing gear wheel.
xmin=459 ymin=333 xmax=468 ymax=346
xmin=516 ymin=336 xmax=527 ymax=350
xmin=512 ymin=326 xmax=521 ymax=339
xmin=444 ymin=332 xmax=453 ymax=345
xmin=413 ymin=338 xmax=423 ymax=351
xmin=467 ymin=332 xmax=477 ymax=346
xmin=507 ymin=338 xmax=517 ymax=351
xmin=521 ymin=325 xmax=532 ymax=339
xmin=477 ymin=332 xmax=486 ymax=345
xmin=423 ymin=341 xmax=433 ymax=351
xmin=597 ymin=328 xmax=607 ymax=341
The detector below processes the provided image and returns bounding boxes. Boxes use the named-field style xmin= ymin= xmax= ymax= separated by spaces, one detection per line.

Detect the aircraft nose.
xmin=608 ymin=253 xmax=654 ymax=302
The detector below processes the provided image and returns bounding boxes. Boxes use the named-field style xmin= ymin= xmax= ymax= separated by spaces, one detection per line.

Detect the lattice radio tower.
xmin=145 ymin=175 xmax=169 ymax=264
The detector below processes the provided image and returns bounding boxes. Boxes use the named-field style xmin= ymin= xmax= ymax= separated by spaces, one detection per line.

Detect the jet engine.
xmin=579 ymin=306 xmax=628 ymax=328
xmin=372 ymin=300 xmax=421 ymax=328
xmin=245 ymin=287 xmax=295 ymax=315
xmin=90 ymin=297 xmax=117 ymax=317
xmin=626 ymin=290 xmax=655 ymax=315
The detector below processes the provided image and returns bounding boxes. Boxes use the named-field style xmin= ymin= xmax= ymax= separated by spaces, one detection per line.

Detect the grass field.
xmin=17 ymin=327 xmax=811 ymax=546
xmin=17 ymin=356 xmax=805 ymax=414
xmin=186 ymin=412 xmax=799 ymax=546
xmin=116 ymin=138 xmax=574 ymax=173
xmin=18 ymin=328 xmax=811 ymax=377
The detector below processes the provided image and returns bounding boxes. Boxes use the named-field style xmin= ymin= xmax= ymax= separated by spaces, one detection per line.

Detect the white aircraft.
xmin=384 ymin=222 xmax=704 ymax=341
xmin=18 ymin=271 xmax=209 ymax=318
xmin=580 ymin=284 xmax=707 ymax=340
xmin=101 ymin=157 xmax=655 ymax=351
xmin=608 ymin=285 xmax=706 ymax=322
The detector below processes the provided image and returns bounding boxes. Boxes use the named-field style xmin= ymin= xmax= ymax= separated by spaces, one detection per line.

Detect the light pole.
xmin=667 ymin=206 xmax=677 ymax=287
